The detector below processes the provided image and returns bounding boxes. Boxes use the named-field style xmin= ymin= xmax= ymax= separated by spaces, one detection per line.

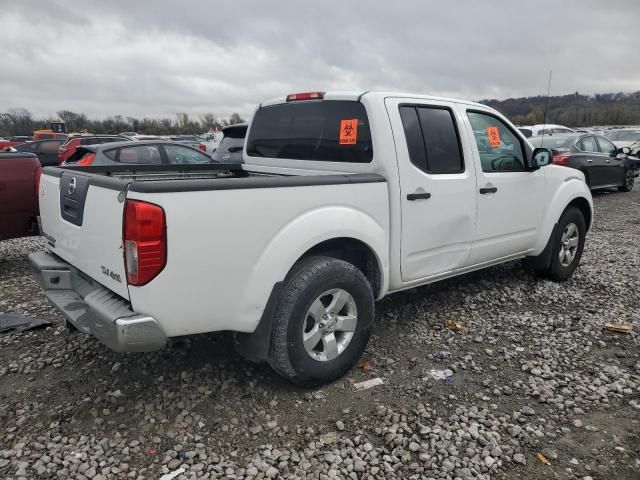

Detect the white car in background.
xmin=527 ymin=124 xmax=575 ymax=137
xmin=606 ymin=128 xmax=640 ymax=157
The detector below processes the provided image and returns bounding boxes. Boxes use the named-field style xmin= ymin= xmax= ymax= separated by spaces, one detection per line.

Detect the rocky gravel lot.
xmin=1 ymin=188 xmax=639 ymax=480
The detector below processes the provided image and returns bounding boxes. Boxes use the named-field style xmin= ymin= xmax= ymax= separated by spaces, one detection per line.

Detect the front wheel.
xmin=267 ymin=256 xmax=374 ymax=387
xmin=619 ymin=169 xmax=635 ymax=192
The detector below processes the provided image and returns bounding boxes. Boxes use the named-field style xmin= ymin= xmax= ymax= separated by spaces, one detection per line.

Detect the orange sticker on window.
xmin=339 ymin=119 xmax=358 ymax=145
xmin=486 ymin=126 xmax=501 ymax=148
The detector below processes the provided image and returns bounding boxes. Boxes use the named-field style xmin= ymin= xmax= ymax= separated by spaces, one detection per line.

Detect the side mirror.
xmin=619 ymin=146 xmax=631 ymax=155
xmin=531 ymin=147 xmax=552 ymax=169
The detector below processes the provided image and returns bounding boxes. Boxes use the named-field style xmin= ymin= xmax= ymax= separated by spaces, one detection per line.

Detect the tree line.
xmin=3 ymin=91 xmax=640 ymax=137
xmin=0 ymin=109 xmax=245 ymax=137
xmin=481 ymin=91 xmax=640 ymax=127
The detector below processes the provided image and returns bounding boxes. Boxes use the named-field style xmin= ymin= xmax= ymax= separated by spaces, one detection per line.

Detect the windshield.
xmin=528 ymin=135 xmax=576 ymax=148
xmin=607 ymin=130 xmax=640 ymax=142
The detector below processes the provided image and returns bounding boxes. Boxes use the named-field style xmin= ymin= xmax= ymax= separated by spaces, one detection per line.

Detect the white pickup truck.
xmin=30 ymin=91 xmax=593 ymax=387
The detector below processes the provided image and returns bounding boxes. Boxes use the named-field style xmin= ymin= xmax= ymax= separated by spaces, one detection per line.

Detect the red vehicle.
xmin=0 ymin=136 xmax=32 ymax=149
xmin=58 ymin=134 xmax=130 ymax=164
xmin=0 ymin=152 xmax=42 ymax=240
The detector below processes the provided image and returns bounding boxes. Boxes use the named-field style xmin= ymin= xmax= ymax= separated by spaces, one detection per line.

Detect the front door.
xmin=596 ymin=136 xmax=624 ymax=186
xmin=386 ymin=98 xmax=477 ymax=282
xmin=576 ymin=136 xmax=601 ymax=188
xmin=463 ymin=109 xmax=546 ymax=265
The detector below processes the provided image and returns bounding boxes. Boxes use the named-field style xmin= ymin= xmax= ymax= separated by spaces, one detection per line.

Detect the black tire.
xmin=619 ymin=168 xmax=634 ymax=192
xmin=267 ymin=256 xmax=374 ymax=387
xmin=530 ymin=207 xmax=586 ymax=281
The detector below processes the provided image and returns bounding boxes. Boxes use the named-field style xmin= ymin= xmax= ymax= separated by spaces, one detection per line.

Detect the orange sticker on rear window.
xmin=339 ymin=119 xmax=358 ymax=145
xmin=486 ymin=126 xmax=501 ymax=148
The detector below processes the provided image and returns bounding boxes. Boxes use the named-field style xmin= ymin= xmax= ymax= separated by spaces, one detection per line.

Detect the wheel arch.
xmin=567 ymin=196 xmax=592 ymax=231
xmin=532 ymin=179 xmax=593 ymax=256
xmin=296 ymin=237 xmax=383 ymax=299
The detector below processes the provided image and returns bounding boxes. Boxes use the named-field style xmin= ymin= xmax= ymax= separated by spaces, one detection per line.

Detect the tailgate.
xmin=39 ymin=170 xmax=130 ymax=299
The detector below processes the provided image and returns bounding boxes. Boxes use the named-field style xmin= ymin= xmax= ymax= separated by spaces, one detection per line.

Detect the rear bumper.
xmin=28 ymin=250 xmax=166 ymax=352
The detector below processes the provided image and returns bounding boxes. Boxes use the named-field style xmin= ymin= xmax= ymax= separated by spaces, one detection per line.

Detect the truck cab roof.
xmin=260 ymin=91 xmax=488 ymax=109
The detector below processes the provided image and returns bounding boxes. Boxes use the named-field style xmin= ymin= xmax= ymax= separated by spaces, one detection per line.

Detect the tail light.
xmin=552 ymin=154 xmax=571 ymax=165
xmin=198 ymin=143 xmax=206 ymax=151
xmin=34 ymin=167 xmax=42 ymax=207
xmin=286 ymin=91 xmax=325 ymax=102
xmin=123 ymin=200 xmax=166 ymax=286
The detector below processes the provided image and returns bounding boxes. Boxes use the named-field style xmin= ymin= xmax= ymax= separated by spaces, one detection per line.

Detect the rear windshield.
xmin=246 ymin=100 xmax=373 ymax=163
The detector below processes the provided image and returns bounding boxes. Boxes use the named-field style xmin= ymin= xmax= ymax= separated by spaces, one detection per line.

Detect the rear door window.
xmin=116 ymin=145 xmax=162 ymax=164
xmin=246 ymin=100 xmax=373 ymax=163
xmin=399 ymin=105 xmax=464 ymax=174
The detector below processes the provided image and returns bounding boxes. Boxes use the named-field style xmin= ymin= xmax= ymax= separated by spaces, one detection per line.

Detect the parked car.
xmin=0 ymin=152 xmax=41 ymax=240
xmin=605 ymin=128 xmax=640 ymax=157
xmin=57 ymin=134 xmax=130 ymax=164
xmin=8 ymin=135 xmax=33 ymax=143
xmin=15 ymin=139 xmax=66 ymax=166
xmin=529 ymin=134 xmax=639 ymax=191
xmin=0 ymin=137 xmax=31 ymax=149
xmin=61 ymin=140 xmax=216 ymax=166
xmin=527 ymin=124 xmax=575 ymax=137
xmin=210 ymin=123 xmax=247 ymax=163
xmin=518 ymin=126 xmax=533 ymax=138
xmin=128 ymin=135 xmax=163 ymax=141
xmin=30 ymin=91 xmax=592 ymax=387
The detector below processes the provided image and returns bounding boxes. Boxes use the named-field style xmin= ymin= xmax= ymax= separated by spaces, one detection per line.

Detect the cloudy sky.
xmin=1 ymin=0 xmax=639 ymax=120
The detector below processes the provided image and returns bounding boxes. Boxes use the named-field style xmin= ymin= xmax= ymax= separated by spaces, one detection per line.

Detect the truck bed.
xmin=43 ymin=163 xmax=384 ymax=193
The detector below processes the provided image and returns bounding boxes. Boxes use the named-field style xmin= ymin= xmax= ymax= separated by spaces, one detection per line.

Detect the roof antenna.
xmin=541 ymin=70 xmax=552 ymax=147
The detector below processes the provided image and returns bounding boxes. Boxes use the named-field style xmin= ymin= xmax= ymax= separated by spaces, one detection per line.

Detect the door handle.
xmin=586 ymin=159 xmax=593 ymax=163
xmin=407 ymin=192 xmax=431 ymax=201
xmin=479 ymin=187 xmax=498 ymax=194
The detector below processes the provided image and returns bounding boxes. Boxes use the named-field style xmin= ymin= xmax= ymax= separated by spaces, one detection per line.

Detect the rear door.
xmin=463 ymin=108 xmax=545 ymax=265
xmin=39 ymin=171 xmax=130 ymax=298
xmin=386 ymin=98 xmax=477 ymax=281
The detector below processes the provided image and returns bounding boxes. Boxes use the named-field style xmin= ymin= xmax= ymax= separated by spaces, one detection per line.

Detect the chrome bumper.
xmin=28 ymin=250 xmax=166 ymax=352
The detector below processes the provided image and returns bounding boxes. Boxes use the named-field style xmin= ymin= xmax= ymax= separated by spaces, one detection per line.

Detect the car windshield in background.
xmin=607 ymin=130 xmax=640 ymax=141
xmin=528 ymin=135 xmax=576 ymax=148
xmin=170 ymin=136 xmax=203 ymax=142
xmin=246 ymin=100 xmax=373 ymax=163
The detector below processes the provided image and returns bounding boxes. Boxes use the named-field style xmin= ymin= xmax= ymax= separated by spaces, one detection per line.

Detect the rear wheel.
xmin=267 ymin=256 xmax=374 ymax=387
xmin=619 ymin=168 xmax=634 ymax=192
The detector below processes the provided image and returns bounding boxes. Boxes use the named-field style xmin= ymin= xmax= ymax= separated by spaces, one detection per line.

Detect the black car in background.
xmin=529 ymin=134 xmax=639 ymax=192
xmin=15 ymin=139 xmax=66 ymax=166
xmin=211 ymin=123 xmax=248 ymax=163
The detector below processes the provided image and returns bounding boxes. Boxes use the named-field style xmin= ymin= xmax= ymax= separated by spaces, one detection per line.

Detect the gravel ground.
xmin=1 ymin=188 xmax=639 ymax=480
